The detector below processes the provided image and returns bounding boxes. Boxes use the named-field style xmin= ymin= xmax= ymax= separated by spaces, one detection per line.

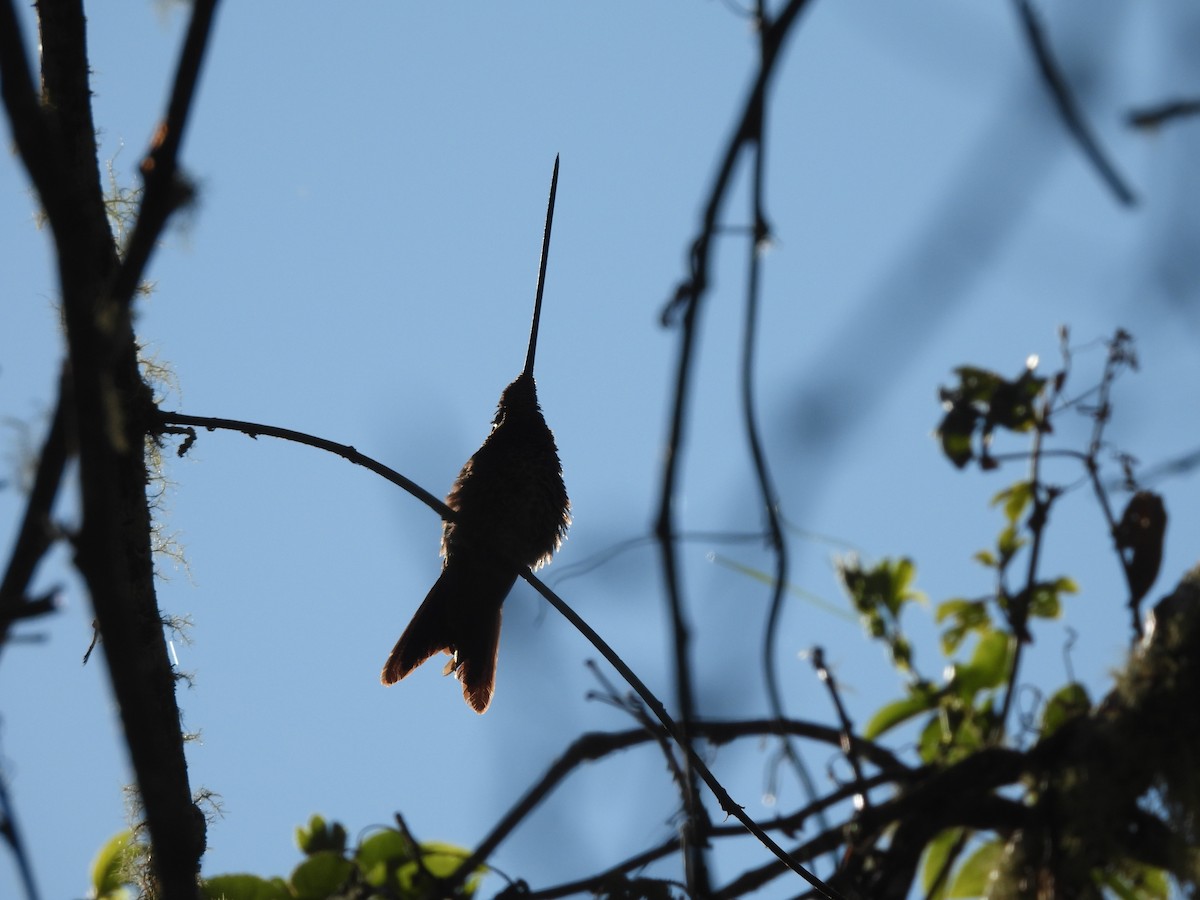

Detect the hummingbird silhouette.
xmin=381 ymin=158 xmax=570 ymax=713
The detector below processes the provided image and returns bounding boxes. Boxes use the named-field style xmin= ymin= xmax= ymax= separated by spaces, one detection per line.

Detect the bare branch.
xmin=1011 ymin=0 xmax=1136 ymax=206
xmin=0 ymin=366 xmax=72 ymax=658
xmin=111 ymin=0 xmax=222 ymax=306
xmin=156 ymin=410 xmax=447 ymax=518
xmin=654 ymin=2 xmax=816 ymax=892
xmin=1127 ymin=97 xmax=1200 ymax=131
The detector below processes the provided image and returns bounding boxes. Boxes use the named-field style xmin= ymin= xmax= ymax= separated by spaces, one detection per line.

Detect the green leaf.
xmin=937 ymin=402 xmax=977 ymax=469
xmin=920 ymin=828 xmax=966 ymax=900
xmin=946 ymin=838 xmax=1005 ymax=897
xmin=295 ymin=815 xmax=347 ymax=856
xmin=989 ymin=369 xmax=1045 ymax=433
xmin=952 ymin=631 xmax=1012 ymax=697
xmin=201 ymin=874 xmax=291 ymax=900
xmin=91 ymin=831 xmax=145 ymax=900
xmin=889 ymin=557 xmax=925 ymax=613
xmin=991 ymin=481 xmax=1033 ymax=526
xmin=953 ymin=366 xmax=1003 ymax=404
xmin=936 ymin=599 xmax=991 ymax=656
xmin=972 ymin=549 xmax=997 ymax=568
xmin=996 ymin=524 xmax=1026 ymax=563
xmin=1040 ymin=683 xmax=1091 ymax=738
xmin=289 ymin=851 xmax=354 ymax=900
xmin=1095 ymin=862 xmax=1170 ymax=900
xmin=356 ymin=829 xmax=416 ymax=889
xmin=864 ymin=684 xmax=940 ymax=740
xmin=917 ymin=711 xmax=946 ymax=764
xmin=964 ymin=633 xmax=1012 ymax=691
xmin=1054 ymin=576 xmax=1079 ymax=595
xmin=393 ymin=842 xmax=483 ymax=899
xmin=416 ymin=841 xmax=476 ymax=880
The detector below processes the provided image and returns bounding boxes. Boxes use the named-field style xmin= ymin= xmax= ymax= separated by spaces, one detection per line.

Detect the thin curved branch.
xmin=736 ymin=3 xmax=833 ymax=854
xmin=0 ymin=766 xmax=40 ymax=900
xmin=110 ymin=0 xmax=222 ymax=306
xmin=1128 ymin=97 xmax=1200 ymax=131
xmin=0 ymin=365 xmax=72 ymax=659
xmin=16 ymin=3 xmax=223 ymax=896
xmin=718 ymin=749 xmax=1028 ymax=898
xmin=155 ymin=408 xmax=846 ymax=898
xmin=1011 ymin=0 xmax=1136 ymax=206
xmin=156 ymin=410 xmax=447 ymax=518
xmin=811 ymin=649 xmax=870 ymax=810
xmin=0 ymin=0 xmax=61 ymax=218
xmin=521 ymin=572 xmax=846 ymax=900
xmin=516 ymin=746 xmax=906 ymax=900
xmin=654 ymin=2 xmax=816 ymax=892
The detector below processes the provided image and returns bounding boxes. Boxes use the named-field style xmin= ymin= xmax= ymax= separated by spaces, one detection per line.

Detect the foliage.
xmin=90 ymin=831 xmax=147 ymax=900
xmin=824 ymin=332 xmax=1190 ymax=897
xmin=204 ymin=815 xmax=482 ymax=900
xmin=7 ymin=0 xmax=1197 ymax=894
xmin=93 ymin=817 xmax=483 ymax=900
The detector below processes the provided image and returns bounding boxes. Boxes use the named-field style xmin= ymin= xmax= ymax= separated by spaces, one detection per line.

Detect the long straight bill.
xmin=524 ymin=155 xmax=560 ymax=379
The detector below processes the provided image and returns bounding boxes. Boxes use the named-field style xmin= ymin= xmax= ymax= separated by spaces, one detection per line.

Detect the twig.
xmin=717 ymin=749 xmax=1027 ymax=898
xmin=810 ymin=649 xmax=870 ymax=812
xmin=155 ymin=408 xmax=845 ymax=897
xmin=0 ymin=0 xmax=60 ymax=218
xmin=13 ymin=3 xmax=224 ymax=897
xmin=655 ymin=3 xmax=816 ymax=892
xmin=587 ymin=663 xmax=693 ymax=812
xmin=156 ymin=411 xmax=446 ymax=518
xmin=0 ymin=367 xmax=72 ymax=659
xmin=522 ymin=835 xmax=681 ymax=900
xmin=1127 ymin=97 xmax=1200 ymax=131
xmin=996 ymin=391 xmax=1056 ymax=735
xmin=110 ymin=0 xmax=222 ymax=306
xmin=0 ymin=766 xmax=40 ymax=900
xmin=523 ymin=765 xmax=905 ymax=900
xmin=458 ymin=729 xmax=663 ymax=889
xmin=736 ymin=5 xmax=832 ymax=855
xmin=463 ymin=715 xmax=909 ymax=897
xmin=1078 ymin=330 xmax=1144 ymax=636
xmin=522 ymin=572 xmax=848 ymax=900
xmin=1011 ymin=0 xmax=1136 ymax=207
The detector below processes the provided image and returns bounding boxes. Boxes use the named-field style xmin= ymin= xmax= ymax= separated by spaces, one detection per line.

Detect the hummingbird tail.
xmin=455 ymin=604 xmax=503 ymax=714
xmin=381 ymin=563 xmax=513 ymax=714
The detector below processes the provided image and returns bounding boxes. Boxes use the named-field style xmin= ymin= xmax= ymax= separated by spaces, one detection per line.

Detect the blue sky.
xmin=3 ymin=2 xmax=1199 ymax=897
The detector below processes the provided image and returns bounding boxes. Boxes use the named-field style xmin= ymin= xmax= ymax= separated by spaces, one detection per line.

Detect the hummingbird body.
xmin=381 ymin=159 xmax=570 ymax=713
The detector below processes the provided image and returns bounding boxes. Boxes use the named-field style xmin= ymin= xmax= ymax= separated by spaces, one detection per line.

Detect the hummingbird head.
xmin=493 ymin=371 xmax=541 ymax=427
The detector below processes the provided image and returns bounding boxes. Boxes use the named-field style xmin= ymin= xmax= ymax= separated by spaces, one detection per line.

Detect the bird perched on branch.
xmin=381 ymin=158 xmax=570 ymax=713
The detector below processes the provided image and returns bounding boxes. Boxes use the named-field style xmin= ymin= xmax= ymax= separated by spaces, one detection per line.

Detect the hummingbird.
xmin=381 ymin=157 xmax=570 ymax=713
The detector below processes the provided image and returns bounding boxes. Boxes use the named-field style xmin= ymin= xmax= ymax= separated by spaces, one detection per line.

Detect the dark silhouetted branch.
xmin=156 ymin=411 xmax=446 ymax=518
xmin=655 ymin=2 xmax=816 ymax=893
xmin=111 ymin=0 xmax=222 ymax=307
xmin=0 ymin=367 xmax=71 ymax=658
xmin=0 ymin=767 xmax=40 ymax=900
xmin=1012 ymin=0 xmax=1136 ymax=206
xmin=1127 ymin=97 xmax=1200 ymax=131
